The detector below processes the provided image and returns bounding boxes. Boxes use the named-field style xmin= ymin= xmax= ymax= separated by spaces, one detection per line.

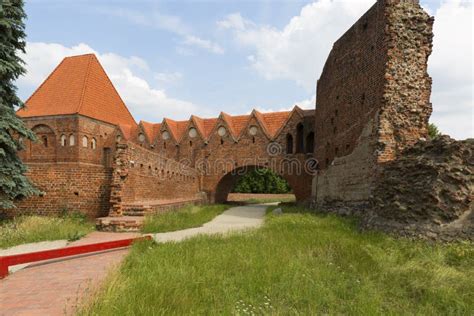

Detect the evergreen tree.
xmin=428 ymin=123 xmax=441 ymax=140
xmin=0 ymin=0 xmax=39 ymax=208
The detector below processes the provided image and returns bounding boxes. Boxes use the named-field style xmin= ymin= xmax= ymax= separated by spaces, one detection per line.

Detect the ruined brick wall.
xmin=1 ymin=163 xmax=112 ymax=219
xmin=108 ymin=141 xmax=202 ymax=216
xmin=313 ymin=0 xmax=433 ymax=206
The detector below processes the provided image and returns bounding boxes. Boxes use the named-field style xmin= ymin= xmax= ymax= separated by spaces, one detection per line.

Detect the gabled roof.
xmin=17 ymin=54 xmax=136 ymax=127
xmin=162 ymin=118 xmax=188 ymax=142
xmin=259 ymin=111 xmax=292 ymax=138
xmin=118 ymin=124 xmax=136 ymax=140
xmin=139 ymin=121 xmax=154 ymax=142
xmin=190 ymin=115 xmax=218 ymax=140
xmin=219 ymin=112 xmax=251 ymax=139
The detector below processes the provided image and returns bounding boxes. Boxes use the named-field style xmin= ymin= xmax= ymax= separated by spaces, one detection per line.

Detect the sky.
xmin=17 ymin=0 xmax=473 ymax=139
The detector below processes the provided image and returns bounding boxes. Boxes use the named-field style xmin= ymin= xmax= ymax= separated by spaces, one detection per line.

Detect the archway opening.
xmin=214 ymin=166 xmax=295 ymax=204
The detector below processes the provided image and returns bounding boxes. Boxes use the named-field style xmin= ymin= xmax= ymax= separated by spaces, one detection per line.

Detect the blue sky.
xmin=18 ymin=0 xmax=472 ymax=139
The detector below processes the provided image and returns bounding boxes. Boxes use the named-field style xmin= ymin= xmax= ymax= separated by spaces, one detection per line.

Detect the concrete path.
xmin=153 ymin=204 xmax=267 ymax=242
xmin=0 ymin=205 xmax=268 ymax=315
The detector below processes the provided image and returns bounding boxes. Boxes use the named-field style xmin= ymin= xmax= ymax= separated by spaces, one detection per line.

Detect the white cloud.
xmin=428 ymin=0 xmax=473 ymax=140
xmin=154 ymin=71 xmax=183 ymax=84
xmin=253 ymin=94 xmax=316 ymax=114
xmin=182 ymin=35 xmax=224 ymax=54
xmin=101 ymin=8 xmax=223 ymax=55
xmin=219 ymin=0 xmax=473 ymax=139
xmin=217 ymin=1 xmax=375 ymax=91
xmin=18 ymin=42 xmax=211 ymax=121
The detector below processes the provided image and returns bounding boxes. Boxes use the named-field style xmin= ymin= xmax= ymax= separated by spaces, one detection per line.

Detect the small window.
xmin=188 ymin=128 xmax=197 ymax=138
xmin=296 ymin=123 xmax=304 ymax=153
xmin=116 ymin=135 xmax=122 ymax=142
xmin=217 ymin=126 xmax=227 ymax=137
xmin=138 ymin=133 xmax=145 ymax=142
xmin=91 ymin=138 xmax=97 ymax=149
xmin=60 ymin=134 xmax=67 ymax=147
xmin=189 ymin=141 xmax=193 ymax=147
xmin=42 ymin=136 xmax=48 ymax=147
xmin=69 ymin=135 xmax=75 ymax=146
xmin=286 ymin=134 xmax=294 ymax=154
xmin=82 ymin=136 xmax=88 ymax=148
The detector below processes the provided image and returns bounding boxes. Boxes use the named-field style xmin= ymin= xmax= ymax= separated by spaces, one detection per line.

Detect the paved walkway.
xmin=153 ymin=204 xmax=267 ymax=242
xmin=0 ymin=205 xmax=267 ymax=315
xmin=0 ymin=232 xmax=139 ymax=316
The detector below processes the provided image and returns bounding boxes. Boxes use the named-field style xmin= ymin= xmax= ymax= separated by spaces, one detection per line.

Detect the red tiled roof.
xmin=219 ymin=112 xmax=252 ymax=138
xmin=20 ymin=55 xmax=315 ymax=144
xmin=140 ymin=121 xmax=155 ymax=142
xmin=18 ymin=54 xmax=136 ymax=127
xmin=260 ymin=111 xmax=292 ymax=138
xmin=118 ymin=124 xmax=135 ymax=140
xmin=231 ymin=115 xmax=251 ymax=137
xmin=163 ymin=118 xmax=188 ymax=142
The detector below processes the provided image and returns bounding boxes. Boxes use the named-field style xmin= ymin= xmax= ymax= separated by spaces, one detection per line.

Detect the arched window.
xmin=60 ymin=134 xmax=67 ymax=147
xmin=42 ymin=136 xmax=48 ymax=147
xmin=296 ymin=123 xmax=304 ymax=153
xmin=286 ymin=134 xmax=293 ymax=154
xmin=306 ymin=132 xmax=314 ymax=153
xmin=82 ymin=136 xmax=88 ymax=148
xmin=91 ymin=138 xmax=97 ymax=149
xmin=69 ymin=135 xmax=75 ymax=146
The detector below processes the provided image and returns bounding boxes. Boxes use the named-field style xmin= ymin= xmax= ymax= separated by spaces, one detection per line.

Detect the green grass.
xmin=141 ymin=204 xmax=230 ymax=233
xmin=82 ymin=205 xmax=474 ymax=315
xmin=0 ymin=213 xmax=94 ymax=249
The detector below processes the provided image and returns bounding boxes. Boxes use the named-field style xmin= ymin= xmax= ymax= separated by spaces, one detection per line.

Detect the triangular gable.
xmin=117 ymin=124 xmax=134 ymax=140
xmin=139 ymin=121 xmax=155 ymax=143
xmin=18 ymin=54 xmax=136 ymax=127
xmin=162 ymin=118 xmax=188 ymax=143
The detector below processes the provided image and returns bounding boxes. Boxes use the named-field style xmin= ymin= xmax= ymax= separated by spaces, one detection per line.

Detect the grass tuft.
xmin=0 ymin=213 xmax=94 ymax=249
xmin=141 ymin=204 xmax=230 ymax=233
xmin=81 ymin=205 xmax=474 ymax=315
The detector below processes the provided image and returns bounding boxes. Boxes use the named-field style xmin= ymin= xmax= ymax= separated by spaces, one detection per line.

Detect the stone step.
xmin=122 ymin=205 xmax=152 ymax=217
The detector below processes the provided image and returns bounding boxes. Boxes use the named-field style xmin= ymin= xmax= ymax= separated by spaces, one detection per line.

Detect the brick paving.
xmin=0 ymin=232 xmax=139 ymax=316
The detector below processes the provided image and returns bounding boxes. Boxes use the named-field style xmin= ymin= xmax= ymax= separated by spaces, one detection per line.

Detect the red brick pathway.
xmin=0 ymin=232 xmax=139 ymax=316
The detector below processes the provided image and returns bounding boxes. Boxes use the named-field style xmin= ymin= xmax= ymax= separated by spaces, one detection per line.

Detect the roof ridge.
xmin=90 ymin=55 xmax=137 ymax=126
xmin=76 ymin=54 xmax=93 ymax=114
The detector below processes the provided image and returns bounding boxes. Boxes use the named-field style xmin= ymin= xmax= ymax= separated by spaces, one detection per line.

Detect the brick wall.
xmin=108 ymin=141 xmax=202 ymax=216
xmin=2 ymin=163 xmax=112 ymax=219
xmin=312 ymin=0 xmax=433 ymax=207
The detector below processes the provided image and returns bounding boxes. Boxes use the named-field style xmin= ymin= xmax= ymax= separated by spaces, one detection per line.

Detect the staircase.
xmin=96 ymin=196 xmax=205 ymax=232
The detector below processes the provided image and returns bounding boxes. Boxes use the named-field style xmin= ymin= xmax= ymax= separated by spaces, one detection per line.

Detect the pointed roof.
xmin=118 ymin=124 xmax=137 ymax=140
xmin=139 ymin=121 xmax=162 ymax=143
xmin=17 ymin=54 xmax=136 ymax=127
xmin=162 ymin=118 xmax=188 ymax=142
xmin=219 ymin=112 xmax=252 ymax=139
xmin=188 ymin=115 xmax=218 ymax=140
